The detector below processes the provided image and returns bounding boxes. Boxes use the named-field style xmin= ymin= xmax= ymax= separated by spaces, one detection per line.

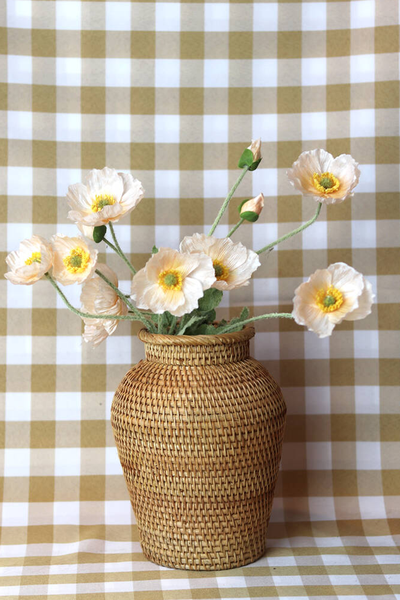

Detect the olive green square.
xmin=277 ymin=141 xmax=302 ymax=169
xmin=32 ymin=309 xmax=57 ymax=337
xmin=375 ymin=25 xmax=399 ymax=54
xmin=131 ymin=31 xmax=155 ymax=59
xmin=375 ymin=81 xmax=400 ymax=110
xmin=130 ymin=88 xmax=155 ymax=115
xmin=379 ymin=359 xmax=400 ymax=386
xmin=81 ymin=420 xmax=106 ymax=448
xmin=29 ymin=477 xmax=54 ymax=503
xmin=327 ymin=30 xmax=350 ymax=57
xmin=32 ymin=196 xmax=58 ymax=224
xmin=0 ymin=83 xmax=7 ymax=110
xmin=378 ymin=304 xmax=400 ymax=330
xmin=27 ymin=526 xmax=53 ymax=545
xmin=32 ymin=85 xmax=56 ymax=113
xmin=32 ymin=141 xmax=57 ymax=169
xmin=330 ymin=359 xmax=355 ymax=387
xmin=30 ymin=421 xmax=56 ymax=449
xmin=0 ymin=27 xmax=7 ymax=55
xmin=326 ymin=84 xmax=351 ymax=112
xmin=32 ymin=29 xmax=56 ymax=57
xmin=179 ymin=143 xmax=203 ymax=171
xmin=326 ymin=139 xmax=351 ymax=160
xmin=32 ymin=365 xmax=56 ymax=393
xmin=382 ymin=470 xmax=400 ymax=495
xmin=81 ymin=31 xmax=106 ymax=58
xmin=180 ymin=32 xmax=204 ymax=59
xmin=81 ymin=365 xmax=106 ymax=393
xmin=228 ymin=88 xmax=252 ymax=115
xmin=229 ymin=32 xmax=253 ymax=59
xmin=278 ymin=196 xmax=302 ymax=223
xmin=81 ymin=87 xmax=106 ymax=115
xmin=277 ymin=31 xmax=301 ymax=59
xmin=278 ymin=250 xmax=303 ymax=278
xmin=131 ymin=143 xmax=155 ymax=171
xmin=0 ymin=309 xmax=6 ymax=337
xmin=180 ymin=88 xmax=204 ymax=115
xmin=277 ymin=87 xmax=301 ymax=114
xmin=180 ymin=197 xmax=204 ymax=226
xmin=376 ymin=193 xmax=400 ymax=220
xmin=81 ymin=142 xmax=106 ymax=170
xmin=80 ymin=475 xmax=106 ymax=501
xmin=333 ymin=470 xmax=359 ymax=496
xmin=377 ymin=248 xmax=400 ymax=275
xmin=375 ymin=137 xmax=399 ymax=165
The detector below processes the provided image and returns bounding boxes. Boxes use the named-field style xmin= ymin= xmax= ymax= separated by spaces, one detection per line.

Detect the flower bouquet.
xmin=5 ymin=140 xmax=373 ymax=339
xmin=5 ymin=141 xmax=374 ymax=571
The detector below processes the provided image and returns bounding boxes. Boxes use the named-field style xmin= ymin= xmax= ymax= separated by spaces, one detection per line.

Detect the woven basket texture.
xmin=111 ymin=326 xmax=287 ymax=571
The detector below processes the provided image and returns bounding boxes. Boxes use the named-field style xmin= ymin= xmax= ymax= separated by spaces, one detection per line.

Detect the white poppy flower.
xmin=5 ymin=235 xmax=53 ymax=285
xmin=287 ymin=149 xmax=360 ymax=204
xmin=292 ymin=262 xmax=374 ymax=338
xmin=81 ymin=264 xmax=128 ymax=346
xmin=51 ymin=234 xmax=98 ymax=286
xmin=131 ymin=247 xmax=216 ymax=317
xmin=67 ymin=167 xmax=144 ymax=227
xmin=180 ymin=233 xmax=261 ymax=291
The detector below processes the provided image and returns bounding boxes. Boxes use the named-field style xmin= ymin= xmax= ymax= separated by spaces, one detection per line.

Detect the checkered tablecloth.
xmin=1 ymin=0 xmax=399 ymax=598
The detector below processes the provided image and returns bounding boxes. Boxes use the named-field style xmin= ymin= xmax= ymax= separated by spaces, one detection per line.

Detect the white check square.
xmin=253 ymin=3 xmax=278 ymax=32
xmin=6 ymin=281 xmax=32 ymax=309
xmin=7 ymin=0 xmax=32 ymax=28
xmin=4 ymin=448 xmax=30 ymax=477
xmin=6 ymin=336 xmax=32 ymax=365
xmin=155 ymin=115 xmax=180 ymax=144
xmin=204 ymin=60 xmax=229 ymax=88
xmin=105 ymin=58 xmax=131 ymax=88
xmin=302 ymin=57 xmax=326 ymax=87
xmin=8 ymin=55 xmax=32 ymax=85
xmin=351 ymin=0 xmax=375 ymax=29
xmin=350 ymin=54 xmax=375 ymax=83
xmin=204 ymin=115 xmax=228 ymax=143
xmin=5 ymin=393 xmax=31 ymax=421
xmin=253 ymin=114 xmax=278 ymax=142
xmin=155 ymin=224 xmax=180 ymax=249
xmin=155 ymin=59 xmax=180 ymax=88
xmin=56 ymin=58 xmax=81 ymax=87
xmin=7 ymin=111 xmax=32 ymax=140
xmin=357 ymin=442 xmax=381 ymax=470
xmin=56 ymin=1 xmax=81 ymax=30
xmin=106 ymin=114 xmax=131 ymax=143
xmin=204 ymin=3 xmax=230 ymax=32
xmin=155 ymin=171 xmax=180 ymax=199
xmin=7 ymin=166 xmax=32 ymax=196
xmin=105 ymin=2 xmax=131 ymax=31
xmin=350 ymin=109 xmax=375 ymax=138
xmin=57 ymin=113 xmax=81 ymax=143
xmin=252 ymin=59 xmax=278 ymax=87
xmin=203 ymin=170 xmax=228 ymax=198
xmin=55 ymin=448 xmax=81 ymax=477
xmin=1 ymin=503 xmax=29 ymax=527
xmin=155 ymin=3 xmax=181 ymax=31
xmin=56 ymin=393 xmax=81 ymax=421
xmin=302 ymin=112 xmax=327 ymax=141
xmin=302 ymin=3 xmax=326 ymax=31
xmin=106 ymin=336 xmax=132 ymax=366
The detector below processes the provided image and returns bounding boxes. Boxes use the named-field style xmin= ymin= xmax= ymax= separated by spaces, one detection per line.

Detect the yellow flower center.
xmin=312 ymin=172 xmax=340 ymax=194
xmin=316 ymin=286 xmax=344 ymax=313
xmin=158 ymin=269 xmax=183 ymax=291
xmin=25 ymin=252 xmax=41 ymax=266
xmin=213 ymin=260 xmax=229 ymax=281
xmin=91 ymin=194 xmax=115 ymax=213
xmin=63 ymin=247 xmax=91 ymax=274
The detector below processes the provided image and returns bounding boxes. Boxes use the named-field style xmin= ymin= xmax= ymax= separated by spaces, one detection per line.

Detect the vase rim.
xmin=138 ymin=325 xmax=255 ymax=346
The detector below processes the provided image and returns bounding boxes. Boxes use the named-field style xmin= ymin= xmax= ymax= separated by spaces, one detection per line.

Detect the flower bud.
xmin=239 ymin=193 xmax=264 ymax=222
xmin=247 ymin=138 xmax=262 ymax=162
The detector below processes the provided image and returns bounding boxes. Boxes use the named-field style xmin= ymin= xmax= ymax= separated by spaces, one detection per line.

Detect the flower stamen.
xmin=316 ymin=286 xmax=344 ymax=313
xmin=63 ymin=247 xmax=91 ymax=274
xmin=213 ymin=260 xmax=229 ymax=281
xmin=158 ymin=269 xmax=183 ymax=291
xmin=312 ymin=172 xmax=340 ymax=194
xmin=25 ymin=252 xmax=41 ymax=266
xmin=91 ymin=194 xmax=115 ymax=213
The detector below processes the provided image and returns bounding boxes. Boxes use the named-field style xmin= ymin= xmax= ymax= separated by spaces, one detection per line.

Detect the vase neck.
xmin=142 ymin=339 xmax=251 ymax=366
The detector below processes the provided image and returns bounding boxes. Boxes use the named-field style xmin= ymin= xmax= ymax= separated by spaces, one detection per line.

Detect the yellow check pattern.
xmin=1 ymin=0 xmax=400 ymax=597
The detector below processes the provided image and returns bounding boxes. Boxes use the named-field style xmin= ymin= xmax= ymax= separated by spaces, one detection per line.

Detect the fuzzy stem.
xmin=217 ymin=312 xmax=294 ymax=335
xmin=158 ymin=313 xmax=166 ymax=334
xmin=256 ymin=203 xmax=322 ymax=255
xmin=107 ymin=223 xmax=136 ymax=275
xmin=45 ymin=273 xmax=137 ymax=322
xmin=208 ymin=166 xmax=250 ymax=236
xmin=227 ymin=218 xmax=245 ymax=237
xmin=168 ymin=316 xmax=177 ymax=335
xmin=94 ymin=268 xmax=155 ymax=332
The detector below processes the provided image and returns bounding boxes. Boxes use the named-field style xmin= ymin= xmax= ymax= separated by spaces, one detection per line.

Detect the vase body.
xmin=111 ymin=326 xmax=286 ymax=571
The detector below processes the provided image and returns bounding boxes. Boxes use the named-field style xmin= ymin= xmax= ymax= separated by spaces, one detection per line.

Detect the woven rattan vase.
xmin=111 ymin=326 xmax=286 ymax=571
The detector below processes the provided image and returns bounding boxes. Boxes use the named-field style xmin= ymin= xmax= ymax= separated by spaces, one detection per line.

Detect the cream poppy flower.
xmin=5 ymin=235 xmax=53 ymax=285
xmin=292 ymin=262 xmax=374 ymax=338
xmin=248 ymin=138 xmax=262 ymax=162
xmin=131 ymin=247 xmax=216 ymax=317
xmin=76 ymin=223 xmax=95 ymax=240
xmin=67 ymin=167 xmax=144 ymax=227
xmin=287 ymin=149 xmax=360 ymax=204
xmin=51 ymin=234 xmax=98 ymax=286
xmin=81 ymin=264 xmax=128 ymax=346
xmin=180 ymin=233 xmax=261 ymax=291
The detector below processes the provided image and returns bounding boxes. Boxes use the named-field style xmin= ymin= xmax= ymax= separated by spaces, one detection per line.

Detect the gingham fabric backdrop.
xmin=1 ymin=0 xmax=399 ymax=598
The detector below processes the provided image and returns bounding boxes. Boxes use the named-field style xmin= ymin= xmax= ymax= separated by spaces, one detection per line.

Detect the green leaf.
xmin=198 ymin=288 xmax=223 ymax=312
xmin=249 ymin=158 xmax=262 ymax=172
xmin=240 ymin=307 xmax=249 ymax=320
xmin=240 ymin=210 xmax=259 ymax=223
xmin=151 ymin=246 xmax=159 ymax=254
xmin=93 ymin=225 xmax=107 ymax=243
xmin=238 ymin=148 xmax=254 ymax=169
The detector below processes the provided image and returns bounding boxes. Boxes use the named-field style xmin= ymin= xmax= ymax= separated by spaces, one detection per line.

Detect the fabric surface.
xmin=1 ymin=0 xmax=399 ymax=598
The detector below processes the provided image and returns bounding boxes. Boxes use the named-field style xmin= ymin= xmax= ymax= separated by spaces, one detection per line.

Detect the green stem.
xmin=168 ymin=316 xmax=177 ymax=335
xmin=158 ymin=313 xmax=166 ymax=334
xmin=217 ymin=312 xmax=294 ymax=335
xmin=227 ymin=218 xmax=245 ymax=237
xmin=107 ymin=223 xmax=136 ymax=275
xmin=95 ymin=269 xmax=156 ymax=332
xmin=208 ymin=166 xmax=250 ymax=236
xmin=45 ymin=274 xmax=137 ymax=322
xmin=256 ymin=203 xmax=322 ymax=255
